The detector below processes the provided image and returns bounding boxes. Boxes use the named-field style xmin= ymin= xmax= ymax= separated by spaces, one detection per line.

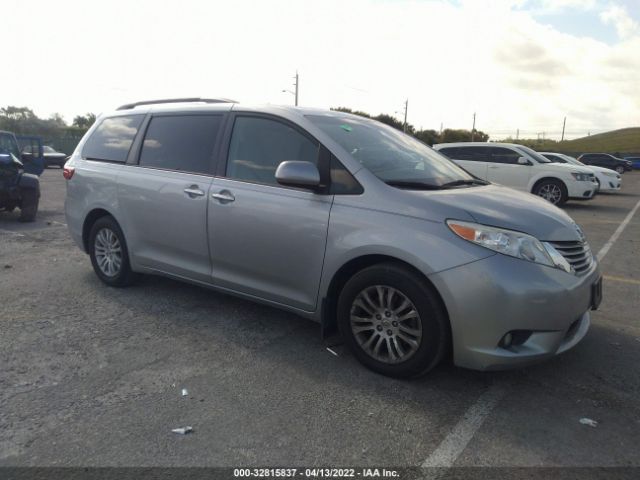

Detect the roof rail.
xmin=116 ymin=97 xmax=237 ymax=111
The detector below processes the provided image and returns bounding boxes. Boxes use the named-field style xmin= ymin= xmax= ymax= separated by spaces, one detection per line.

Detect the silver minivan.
xmin=64 ymin=99 xmax=602 ymax=377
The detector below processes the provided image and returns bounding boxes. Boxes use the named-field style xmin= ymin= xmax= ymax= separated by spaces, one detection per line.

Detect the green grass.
xmin=554 ymin=127 xmax=640 ymax=154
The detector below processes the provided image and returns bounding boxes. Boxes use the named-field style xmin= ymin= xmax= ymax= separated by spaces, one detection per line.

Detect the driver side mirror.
xmin=275 ymin=161 xmax=321 ymax=190
xmin=517 ymin=157 xmax=531 ymax=166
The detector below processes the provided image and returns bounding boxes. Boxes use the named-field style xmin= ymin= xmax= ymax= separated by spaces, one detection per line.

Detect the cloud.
xmin=1 ymin=0 xmax=638 ymax=140
xmin=538 ymin=0 xmax=597 ymax=12
xmin=600 ymin=4 xmax=639 ymax=39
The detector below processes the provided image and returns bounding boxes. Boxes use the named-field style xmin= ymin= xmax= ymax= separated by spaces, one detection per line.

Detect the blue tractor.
xmin=0 ymin=130 xmax=43 ymax=222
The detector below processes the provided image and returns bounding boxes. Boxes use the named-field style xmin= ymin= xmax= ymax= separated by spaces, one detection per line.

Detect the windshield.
xmin=516 ymin=145 xmax=551 ymax=163
xmin=306 ymin=114 xmax=475 ymax=187
xmin=0 ymin=133 xmax=21 ymax=158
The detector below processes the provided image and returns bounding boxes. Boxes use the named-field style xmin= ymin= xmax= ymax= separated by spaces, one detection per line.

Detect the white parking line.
xmin=596 ymin=197 xmax=640 ymax=262
xmin=0 ymin=229 xmax=25 ymax=237
xmin=420 ymin=196 xmax=640 ymax=470
xmin=421 ymin=385 xmax=506 ymax=468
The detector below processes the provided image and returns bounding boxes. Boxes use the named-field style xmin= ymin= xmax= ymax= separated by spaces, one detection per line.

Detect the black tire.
xmin=18 ymin=189 xmax=39 ymax=222
xmin=615 ymin=166 xmax=624 ymax=174
xmin=88 ymin=216 xmax=136 ymax=287
xmin=337 ymin=263 xmax=449 ymax=378
xmin=533 ymin=178 xmax=568 ymax=206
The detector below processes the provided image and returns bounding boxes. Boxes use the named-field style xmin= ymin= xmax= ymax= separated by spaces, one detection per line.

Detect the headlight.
xmin=571 ymin=172 xmax=591 ymax=181
xmin=447 ymin=220 xmax=572 ymax=273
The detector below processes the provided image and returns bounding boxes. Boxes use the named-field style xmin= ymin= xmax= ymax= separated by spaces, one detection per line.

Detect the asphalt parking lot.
xmin=1 ymin=169 xmax=639 ymax=471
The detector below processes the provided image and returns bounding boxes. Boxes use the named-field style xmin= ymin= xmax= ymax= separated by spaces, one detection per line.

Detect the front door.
xmin=486 ymin=146 xmax=531 ymax=191
xmin=208 ymin=115 xmax=332 ymax=311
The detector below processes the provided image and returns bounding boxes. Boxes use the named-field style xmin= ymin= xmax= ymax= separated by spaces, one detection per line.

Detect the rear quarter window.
xmin=82 ymin=115 xmax=144 ymax=162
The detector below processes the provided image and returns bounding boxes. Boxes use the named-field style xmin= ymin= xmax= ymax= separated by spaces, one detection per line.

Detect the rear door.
xmin=117 ymin=113 xmax=224 ymax=282
xmin=486 ymin=146 xmax=531 ymax=191
xmin=207 ymin=114 xmax=332 ymax=311
xmin=438 ymin=146 xmax=489 ymax=180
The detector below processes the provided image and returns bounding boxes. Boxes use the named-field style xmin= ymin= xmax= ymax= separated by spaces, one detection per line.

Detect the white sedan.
xmin=541 ymin=152 xmax=621 ymax=192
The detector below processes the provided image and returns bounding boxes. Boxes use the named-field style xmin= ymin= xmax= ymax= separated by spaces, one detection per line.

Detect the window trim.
xmin=81 ymin=114 xmax=146 ymax=163
xmin=126 ymin=112 xmax=227 ymax=177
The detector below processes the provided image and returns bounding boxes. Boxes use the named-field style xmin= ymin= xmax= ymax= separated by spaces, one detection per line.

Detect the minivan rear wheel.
xmin=89 ymin=216 xmax=136 ymax=287
xmin=533 ymin=179 xmax=567 ymax=206
xmin=337 ymin=263 xmax=449 ymax=378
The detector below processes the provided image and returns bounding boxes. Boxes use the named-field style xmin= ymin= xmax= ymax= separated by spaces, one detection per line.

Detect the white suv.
xmin=434 ymin=143 xmax=598 ymax=206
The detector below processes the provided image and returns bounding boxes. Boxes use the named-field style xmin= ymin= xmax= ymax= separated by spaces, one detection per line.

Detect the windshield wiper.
xmin=385 ymin=180 xmax=443 ymax=190
xmin=439 ymin=179 xmax=489 ymax=189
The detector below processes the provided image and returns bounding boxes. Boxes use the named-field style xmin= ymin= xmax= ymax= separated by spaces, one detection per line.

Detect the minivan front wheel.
xmin=89 ymin=216 xmax=135 ymax=287
xmin=337 ymin=263 xmax=449 ymax=378
xmin=533 ymin=179 xmax=567 ymax=206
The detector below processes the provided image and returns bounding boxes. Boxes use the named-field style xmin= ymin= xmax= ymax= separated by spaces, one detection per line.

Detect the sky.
xmin=3 ymin=0 xmax=639 ymax=140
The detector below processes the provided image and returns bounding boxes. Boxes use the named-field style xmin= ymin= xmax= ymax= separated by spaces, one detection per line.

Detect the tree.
xmin=72 ymin=113 xmax=97 ymax=129
xmin=414 ymin=129 xmax=440 ymax=146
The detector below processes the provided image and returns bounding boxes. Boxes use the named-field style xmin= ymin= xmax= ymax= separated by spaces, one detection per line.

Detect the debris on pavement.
xmin=181 ymin=388 xmax=188 ymax=397
xmin=326 ymin=347 xmax=339 ymax=357
xmin=579 ymin=418 xmax=598 ymax=428
xmin=3 ymin=264 xmax=12 ymax=269
xmin=171 ymin=426 xmax=194 ymax=435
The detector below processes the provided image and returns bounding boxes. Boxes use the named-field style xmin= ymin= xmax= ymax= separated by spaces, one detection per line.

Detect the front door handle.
xmin=184 ymin=185 xmax=205 ymax=198
xmin=211 ymin=190 xmax=235 ymax=203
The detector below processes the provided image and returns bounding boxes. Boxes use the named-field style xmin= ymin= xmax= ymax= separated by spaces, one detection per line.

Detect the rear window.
xmin=82 ymin=115 xmax=144 ymax=162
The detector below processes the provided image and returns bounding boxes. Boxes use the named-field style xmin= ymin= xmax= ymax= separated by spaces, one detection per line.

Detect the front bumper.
xmin=598 ymin=178 xmax=621 ymax=191
xmin=429 ymin=253 xmax=600 ymax=371
xmin=567 ymin=180 xmax=598 ymax=199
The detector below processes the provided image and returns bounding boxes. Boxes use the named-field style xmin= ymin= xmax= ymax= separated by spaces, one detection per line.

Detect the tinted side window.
xmin=139 ymin=115 xmax=222 ymax=174
xmin=83 ymin=115 xmax=144 ymax=162
xmin=455 ymin=146 xmax=489 ymax=162
xmin=438 ymin=147 xmax=458 ymax=158
xmin=490 ymin=147 xmax=521 ymax=164
xmin=227 ymin=117 xmax=319 ymax=186
xmin=330 ymin=155 xmax=363 ymax=195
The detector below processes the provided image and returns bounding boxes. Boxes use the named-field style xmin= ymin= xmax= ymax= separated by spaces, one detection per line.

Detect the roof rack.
xmin=116 ymin=97 xmax=237 ymax=111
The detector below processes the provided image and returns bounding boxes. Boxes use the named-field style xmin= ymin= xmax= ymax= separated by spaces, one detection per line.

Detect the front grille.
xmin=548 ymin=241 xmax=593 ymax=275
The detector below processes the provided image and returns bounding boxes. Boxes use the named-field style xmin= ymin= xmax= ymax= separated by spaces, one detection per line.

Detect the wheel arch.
xmin=82 ymin=208 xmax=119 ymax=252
xmin=530 ymin=175 xmax=568 ymax=196
xmin=320 ymin=254 xmax=451 ymax=344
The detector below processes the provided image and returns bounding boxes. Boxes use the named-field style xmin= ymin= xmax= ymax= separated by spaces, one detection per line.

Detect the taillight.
xmin=63 ymin=166 xmax=75 ymax=180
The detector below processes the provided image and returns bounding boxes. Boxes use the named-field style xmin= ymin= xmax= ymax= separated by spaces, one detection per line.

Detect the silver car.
xmin=64 ymin=99 xmax=602 ymax=377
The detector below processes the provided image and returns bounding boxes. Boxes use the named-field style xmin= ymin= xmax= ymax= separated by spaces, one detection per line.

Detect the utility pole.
xmin=282 ymin=71 xmax=299 ymax=106
xmin=561 ymin=116 xmax=566 ymax=141
xmin=403 ymin=99 xmax=408 ymax=133
xmin=471 ymin=112 xmax=476 ymax=141
xmin=516 ymin=128 xmax=519 ymax=140
xmin=440 ymin=122 xmax=443 ymax=136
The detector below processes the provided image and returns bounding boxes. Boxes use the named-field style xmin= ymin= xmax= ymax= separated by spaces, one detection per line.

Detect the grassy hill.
xmin=554 ymin=127 xmax=640 ymax=154
xmin=505 ymin=127 xmax=640 ymax=155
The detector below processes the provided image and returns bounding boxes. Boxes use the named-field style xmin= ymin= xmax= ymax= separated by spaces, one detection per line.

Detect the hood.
xmin=406 ymin=184 xmax=583 ymax=242
xmin=589 ymin=165 xmax=620 ymax=175
xmin=542 ymin=162 xmax=593 ymax=174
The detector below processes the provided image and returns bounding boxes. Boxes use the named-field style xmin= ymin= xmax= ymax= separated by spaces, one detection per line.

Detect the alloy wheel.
xmin=538 ymin=183 xmax=562 ymax=204
xmin=350 ymin=285 xmax=422 ymax=364
xmin=94 ymin=227 xmax=122 ymax=277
